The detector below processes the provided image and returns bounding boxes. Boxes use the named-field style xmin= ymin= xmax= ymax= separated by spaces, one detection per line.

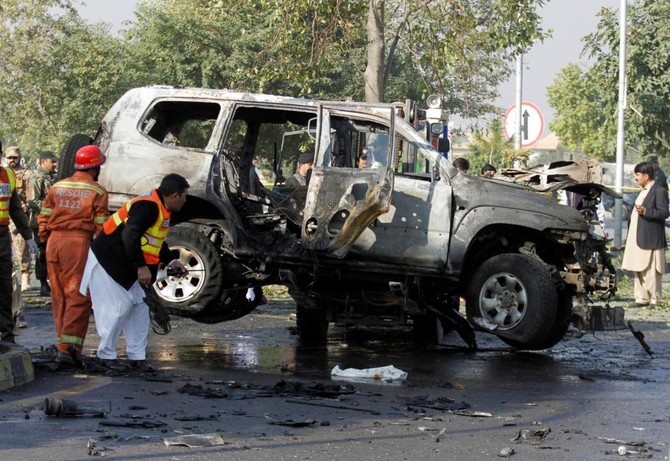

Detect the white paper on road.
xmin=330 ymin=365 xmax=408 ymax=381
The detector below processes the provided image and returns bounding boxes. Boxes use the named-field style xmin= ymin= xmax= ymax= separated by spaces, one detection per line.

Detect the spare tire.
xmin=59 ymin=134 xmax=93 ymax=180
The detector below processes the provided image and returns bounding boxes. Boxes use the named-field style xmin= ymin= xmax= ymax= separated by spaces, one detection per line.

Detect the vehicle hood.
xmin=451 ymin=174 xmax=589 ymax=231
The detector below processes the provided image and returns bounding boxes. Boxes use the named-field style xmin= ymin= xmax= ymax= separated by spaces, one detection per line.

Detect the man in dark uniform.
xmin=646 ymin=155 xmax=668 ymax=190
xmin=0 ymin=141 xmax=39 ymax=343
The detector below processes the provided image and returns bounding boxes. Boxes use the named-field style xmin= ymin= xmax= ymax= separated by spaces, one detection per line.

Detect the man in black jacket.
xmin=80 ymin=174 xmax=189 ymax=370
xmin=622 ymin=162 xmax=669 ymax=307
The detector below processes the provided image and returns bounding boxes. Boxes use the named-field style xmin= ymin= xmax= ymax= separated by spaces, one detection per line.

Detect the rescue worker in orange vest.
xmin=80 ymin=173 xmax=189 ymax=371
xmin=0 ymin=141 xmax=39 ymax=343
xmin=37 ymin=145 xmax=109 ymax=365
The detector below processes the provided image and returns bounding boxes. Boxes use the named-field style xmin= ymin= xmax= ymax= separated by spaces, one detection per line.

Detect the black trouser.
xmin=33 ymin=228 xmax=47 ymax=283
xmin=0 ymin=227 xmax=15 ymax=341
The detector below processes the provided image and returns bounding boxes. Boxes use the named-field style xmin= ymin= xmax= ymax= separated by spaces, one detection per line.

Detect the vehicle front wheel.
xmin=466 ymin=253 xmax=558 ymax=350
xmin=156 ymin=226 xmax=224 ymax=316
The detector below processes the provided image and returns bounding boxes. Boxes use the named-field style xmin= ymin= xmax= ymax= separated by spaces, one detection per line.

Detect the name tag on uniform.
xmin=0 ymin=184 xmax=11 ymax=196
xmin=162 ymin=219 xmax=170 ymax=227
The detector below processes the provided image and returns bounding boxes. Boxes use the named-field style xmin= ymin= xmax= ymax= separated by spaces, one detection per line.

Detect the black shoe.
xmin=97 ymin=358 xmax=128 ymax=371
xmin=128 ymin=360 xmax=155 ymax=372
xmin=14 ymin=314 xmax=27 ymax=329
xmin=56 ymin=351 xmax=75 ymax=367
xmin=40 ymin=284 xmax=51 ymax=297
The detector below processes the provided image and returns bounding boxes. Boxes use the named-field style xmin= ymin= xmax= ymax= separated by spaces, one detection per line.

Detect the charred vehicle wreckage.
xmin=60 ymin=86 xmax=617 ymax=350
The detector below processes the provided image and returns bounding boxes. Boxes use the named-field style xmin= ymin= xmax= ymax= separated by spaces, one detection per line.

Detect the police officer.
xmin=0 ymin=141 xmax=39 ymax=343
xmin=27 ymin=151 xmax=58 ymax=296
xmin=38 ymin=146 xmax=108 ymax=364
xmin=3 ymin=146 xmax=32 ymax=291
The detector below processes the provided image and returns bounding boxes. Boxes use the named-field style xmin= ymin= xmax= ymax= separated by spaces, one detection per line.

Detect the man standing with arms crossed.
xmin=0 ymin=141 xmax=38 ymax=343
xmin=81 ymin=173 xmax=189 ymax=371
xmin=38 ymin=146 xmax=108 ymax=365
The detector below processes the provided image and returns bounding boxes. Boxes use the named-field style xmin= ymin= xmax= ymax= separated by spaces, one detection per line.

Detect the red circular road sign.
xmin=503 ymin=102 xmax=545 ymax=147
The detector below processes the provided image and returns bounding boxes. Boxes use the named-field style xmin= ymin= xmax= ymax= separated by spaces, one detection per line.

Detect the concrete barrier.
xmin=0 ymin=342 xmax=34 ymax=391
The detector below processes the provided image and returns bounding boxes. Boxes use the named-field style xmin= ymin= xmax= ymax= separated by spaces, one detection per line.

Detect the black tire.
xmin=466 ymin=254 xmax=558 ymax=350
xmin=191 ymin=287 xmax=264 ymax=324
xmin=155 ymin=226 xmax=224 ymax=316
xmin=59 ymin=134 xmax=92 ymax=180
xmin=296 ymin=305 xmax=328 ymax=345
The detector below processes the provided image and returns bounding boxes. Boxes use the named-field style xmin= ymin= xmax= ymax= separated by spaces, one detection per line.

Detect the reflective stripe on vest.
xmin=102 ymin=189 xmax=171 ymax=264
xmin=0 ymin=167 xmax=17 ymax=226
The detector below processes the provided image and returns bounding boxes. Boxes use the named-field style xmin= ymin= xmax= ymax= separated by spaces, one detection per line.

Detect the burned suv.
xmin=60 ymin=86 xmax=616 ymax=350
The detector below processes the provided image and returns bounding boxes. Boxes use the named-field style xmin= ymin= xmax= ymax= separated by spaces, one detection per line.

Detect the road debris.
xmin=450 ymin=409 xmax=493 ymax=418
xmin=99 ymin=419 xmax=166 ymax=428
xmin=264 ymin=414 xmax=318 ymax=427
xmin=177 ymin=383 xmax=228 ymax=399
xmin=87 ymin=438 xmax=113 ymax=456
xmin=597 ymin=437 xmax=646 ymax=447
xmin=331 ymin=365 xmax=407 ymax=382
xmin=285 ymin=398 xmax=381 ymax=415
xmin=273 ymin=380 xmax=356 ymax=397
xmin=511 ymin=427 xmax=551 ymax=444
xmin=628 ymin=321 xmax=653 ymax=356
xmin=400 ymin=395 xmax=470 ymax=412
xmin=435 ymin=427 xmax=447 ymax=442
xmin=498 ymin=447 xmax=515 ymax=458
xmin=163 ymin=433 xmax=226 ymax=447
xmin=44 ymin=397 xmax=107 ymax=417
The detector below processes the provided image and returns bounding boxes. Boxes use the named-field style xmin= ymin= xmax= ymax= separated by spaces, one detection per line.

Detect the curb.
xmin=0 ymin=342 xmax=35 ymax=391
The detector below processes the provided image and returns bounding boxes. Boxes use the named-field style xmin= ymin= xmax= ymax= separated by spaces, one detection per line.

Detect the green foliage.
xmin=548 ymin=0 xmax=670 ymax=161
xmin=0 ymin=0 xmax=132 ymax=156
xmin=467 ymin=118 xmax=531 ymax=172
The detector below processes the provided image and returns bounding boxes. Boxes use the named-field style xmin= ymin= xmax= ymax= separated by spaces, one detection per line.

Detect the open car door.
xmin=301 ymin=103 xmax=396 ymax=258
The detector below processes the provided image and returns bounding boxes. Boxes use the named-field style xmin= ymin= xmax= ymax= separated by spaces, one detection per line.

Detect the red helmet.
xmin=74 ymin=145 xmax=105 ymax=170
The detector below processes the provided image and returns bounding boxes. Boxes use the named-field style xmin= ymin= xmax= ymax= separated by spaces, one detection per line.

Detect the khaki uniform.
xmin=9 ymin=167 xmax=31 ymax=287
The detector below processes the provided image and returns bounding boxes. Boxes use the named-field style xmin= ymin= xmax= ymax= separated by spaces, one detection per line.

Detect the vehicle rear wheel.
xmin=296 ymin=305 xmax=328 ymax=345
xmin=466 ymin=254 xmax=558 ymax=350
xmin=59 ymin=134 xmax=93 ymax=180
xmin=156 ymin=226 xmax=223 ymax=316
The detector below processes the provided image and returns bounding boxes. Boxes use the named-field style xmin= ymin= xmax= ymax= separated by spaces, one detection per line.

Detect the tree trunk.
xmin=364 ymin=0 xmax=385 ymax=103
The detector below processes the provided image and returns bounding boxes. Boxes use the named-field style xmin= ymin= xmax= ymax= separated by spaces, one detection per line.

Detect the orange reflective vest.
xmin=102 ymin=189 xmax=171 ymax=265
xmin=0 ymin=167 xmax=17 ymax=226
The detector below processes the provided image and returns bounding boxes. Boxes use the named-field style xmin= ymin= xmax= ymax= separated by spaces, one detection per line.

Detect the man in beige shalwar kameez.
xmin=622 ymin=162 xmax=669 ymax=307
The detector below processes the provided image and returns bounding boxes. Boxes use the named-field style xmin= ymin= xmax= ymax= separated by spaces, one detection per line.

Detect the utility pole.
xmin=613 ymin=0 xmax=627 ymax=248
xmin=515 ymin=54 xmax=523 ymax=150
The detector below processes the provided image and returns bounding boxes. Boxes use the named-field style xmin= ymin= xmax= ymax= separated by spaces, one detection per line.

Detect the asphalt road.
xmin=1 ymin=295 xmax=670 ymax=461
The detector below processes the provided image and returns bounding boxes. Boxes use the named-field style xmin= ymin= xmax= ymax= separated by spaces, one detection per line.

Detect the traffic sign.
xmin=503 ymin=102 xmax=545 ymax=147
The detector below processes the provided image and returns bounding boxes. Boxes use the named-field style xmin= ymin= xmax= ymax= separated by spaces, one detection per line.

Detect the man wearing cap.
xmin=0 ymin=141 xmax=39 ymax=343
xmin=3 ymin=146 xmax=32 ymax=292
xmin=646 ymin=155 xmax=668 ymax=190
xmin=38 ymin=145 xmax=108 ymax=365
xmin=284 ymin=152 xmax=314 ymax=192
xmin=27 ymin=151 xmax=58 ymax=296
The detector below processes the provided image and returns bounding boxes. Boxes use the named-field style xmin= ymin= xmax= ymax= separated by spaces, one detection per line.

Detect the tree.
xmin=548 ymin=0 xmax=670 ymax=161
xmin=0 ymin=0 xmax=132 ymax=155
xmin=467 ymin=118 xmax=530 ymax=171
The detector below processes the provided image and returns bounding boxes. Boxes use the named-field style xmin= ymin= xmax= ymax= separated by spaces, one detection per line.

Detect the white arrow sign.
xmin=503 ymin=102 xmax=545 ymax=147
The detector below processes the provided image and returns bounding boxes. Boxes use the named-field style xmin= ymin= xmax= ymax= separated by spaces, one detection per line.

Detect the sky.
xmin=77 ymin=0 xmax=622 ymax=138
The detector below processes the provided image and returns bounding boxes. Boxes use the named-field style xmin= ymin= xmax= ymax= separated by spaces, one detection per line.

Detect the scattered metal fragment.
xmin=99 ymin=419 xmax=166 ymax=428
xmin=498 ymin=447 xmax=515 ymax=458
xmin=285 ymin=398 xmax=381 ymax=415
xmin=163 ymin=433 xmax=226 ymax=447
xmin=273 ymin=380 xmax=356 ymax=397
xmin=597 ymin=437 xmax=646 ymax=447
xmin=435 ymin=428 xmax=447 ymax=442
xmin=177 ymin=383 xmax=228 ymax=399
xmin=450 ymin=410 xmax=493 ymax=418
xmin=87 ymin=438 xmax=113 ymax=456
xmin=511 ymin=427 xmax=551 ymax=443
xmin=628 ymin=321 xmax=653 ymax=356
xmin=264 ymin=414 xmax=318 ymax=427
xmin=174 ymin=415 xmax=218 ymax=422
xmin=44 ymin=397 xmax=107 ymax=417
xmin=400 ymin=395 xmax=470 ymax=412
xmin=149 ymin=390 xmax=169 ymax=396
